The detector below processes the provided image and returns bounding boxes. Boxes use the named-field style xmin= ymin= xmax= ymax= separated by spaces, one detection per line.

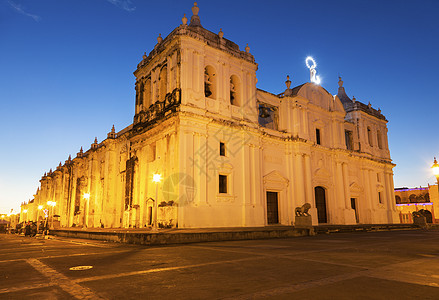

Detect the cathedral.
xmin=21 ymin=3 xmax=399 ymax=229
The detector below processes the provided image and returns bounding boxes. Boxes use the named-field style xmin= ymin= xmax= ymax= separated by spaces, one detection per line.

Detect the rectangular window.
xmin=378 ymin=192 xmax=383 ymax=204
xmin=220 ymin=142 xmax=225 ymax=156
xmin=345 ymin=130 xmax=353 ymax=150
xmin=316 ymin=128 xmax=321 ymax=145
xmin=219 ymin=175 xmax=227 ymax=194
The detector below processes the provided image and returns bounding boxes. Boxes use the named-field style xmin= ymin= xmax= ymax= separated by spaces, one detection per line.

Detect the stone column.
xmin=304 ymin=154 xmax=318 ymax=225
xmin=342 ymin=163 xmax=351 ymax=209
xmin=368 ymin=169 xmax=377 ymax=209
xmin=304 ymin=154 xmax=314 ymax=207
xmin=336 ymin=162 xmax=345 ymax=210
xmin=250 ymin=145 xmax=256 ymax=206
xmin=294 ymin=154 xmax=306 ymax=206
xmin=200 ymin=133 xmax=208 ymax=206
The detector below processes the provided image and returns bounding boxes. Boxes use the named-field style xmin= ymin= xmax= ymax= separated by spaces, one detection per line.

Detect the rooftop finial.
xmin=218 ymin=28 xmax=224 ymax=39
xmin=189 ymin=2 xmax=201 ymax=27
xmin=157 ymin=34 xmax=163 ymax=44
xmin=182 ymin=13 xmax=188 ymax=25
xmin=284 ymin=75 xmax=292 ymax=97
xmin=192 ymin=2 xmax=199 ymax=15
xmin=143 ymin=52 xmax=147 ymax=60
xmin=92 ymin=137 xmax=98 ymax=149
xmin=285 ymin=75 xmax=291 ymax=90
xmin=338 ymin=76 xmax=343 ymax=88
xmin=107 ymin=125 xmax=116 ymax=139
xmin=77 ymin=146 xmax=83 ymax=158
xmin=245 ymin=43 xmax=250 ymax=53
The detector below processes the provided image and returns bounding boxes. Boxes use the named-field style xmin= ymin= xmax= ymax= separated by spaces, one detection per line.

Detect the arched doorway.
xmin=314 ymin=186 xmax=327 ymax=223
xmin=419 ymin=209 xmax=433 ymax=223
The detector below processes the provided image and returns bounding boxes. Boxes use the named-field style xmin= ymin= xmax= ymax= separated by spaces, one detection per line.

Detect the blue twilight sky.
xmin=1 ymin=0 xmax=439 ymax=214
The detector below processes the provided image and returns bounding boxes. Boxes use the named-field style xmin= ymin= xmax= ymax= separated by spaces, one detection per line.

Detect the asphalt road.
xmin=1 ymin=229 xmax=439 ymax=299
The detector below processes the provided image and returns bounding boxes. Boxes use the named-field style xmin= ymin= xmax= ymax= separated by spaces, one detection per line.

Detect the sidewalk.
xmin=48 ymin=223 xmax=420 ymax=246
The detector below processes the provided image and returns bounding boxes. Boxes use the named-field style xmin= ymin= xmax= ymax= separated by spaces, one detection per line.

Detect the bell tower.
xmin=133 ymin=3 xmax=259 ymax=128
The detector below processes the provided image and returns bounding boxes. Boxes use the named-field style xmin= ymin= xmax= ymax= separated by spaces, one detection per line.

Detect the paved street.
xmin=1 ymin=229 xmax=439 ymax=299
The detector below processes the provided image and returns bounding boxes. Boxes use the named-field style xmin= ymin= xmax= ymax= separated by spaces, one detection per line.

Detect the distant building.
xmin=21 ymin=3 xmax=399 ymax=229
xmin=395 ymin=185 xmax=439 ymax=223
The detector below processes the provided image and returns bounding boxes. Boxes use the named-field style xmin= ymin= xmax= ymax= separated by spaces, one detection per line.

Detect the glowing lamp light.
xmin=432 ymin=157 xmax=439 ymax=177
xmin=305 ymin=56 xmax=321 ymax=85
xmin=153 ymin=173 xmax=162 ymax=183
xmin=47 ymin=201 xmax=52 ymax=206
xmin=38 ymin=205 xmax=43 ymax=210
xmin=83 ymin=193 xmax=90 ymax=200
xmin=50 ymin=201 xmax=56 ymax=207
xmin=23 ymin=209 xmax=28 ymax=213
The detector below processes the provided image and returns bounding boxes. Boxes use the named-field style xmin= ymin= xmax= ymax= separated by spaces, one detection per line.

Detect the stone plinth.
xmin=295 ymin=215 xmax=312 ymax=228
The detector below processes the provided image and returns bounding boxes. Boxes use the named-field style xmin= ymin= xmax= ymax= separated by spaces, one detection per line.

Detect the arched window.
xmin=159 ymin=66 xmax=167 ymax=101
xmin=204 ymin=66 xmax=216 ymax=99
xmin=377 ymin=130 xmax=383 ymax=149
xmin=136 ymin=81 xmax=144 ymax=114
xmin=395 ymin=195 xmax=401 ymax=204
xmin=367 ymin=127 xmax=373 ymax=146
xmin=230 ymin=75 xmax=241 ymax=106
xmin=143 ymin=77 xmax=151 ymax=109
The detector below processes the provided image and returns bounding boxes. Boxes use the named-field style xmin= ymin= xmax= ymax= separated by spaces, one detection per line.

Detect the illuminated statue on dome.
xmin=305 ymin=56 xmax=321 ymax=85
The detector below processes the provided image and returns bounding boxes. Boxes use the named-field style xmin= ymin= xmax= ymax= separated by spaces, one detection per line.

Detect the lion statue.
xmin=295 ymin=203 xmax=311 ymax=217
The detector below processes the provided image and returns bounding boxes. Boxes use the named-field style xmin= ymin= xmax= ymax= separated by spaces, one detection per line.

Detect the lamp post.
xmin=49 ymin=201 xmax=56 ymax=229
xmin=152 ymin=173 xmax=162 ymax=232
xmin=36 ymin=205 xmax=43 ymax=234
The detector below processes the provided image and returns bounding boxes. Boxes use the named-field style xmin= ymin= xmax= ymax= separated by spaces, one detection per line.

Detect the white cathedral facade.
xmin=21 ymin=4 xmax=399 ymax=228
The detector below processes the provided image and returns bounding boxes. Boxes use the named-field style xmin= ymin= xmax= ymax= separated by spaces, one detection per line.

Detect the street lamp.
xmin=46 ymin=201 xmax=56 ymax=229
xmin=36 ymin=205 xmax=43 ymax=234
xmin=152 ymin=173 xmax=162 ymax=232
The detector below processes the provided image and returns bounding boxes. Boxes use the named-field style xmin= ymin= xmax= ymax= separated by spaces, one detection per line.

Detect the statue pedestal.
xmin=295 ymin=215 xmax=312 ymax=228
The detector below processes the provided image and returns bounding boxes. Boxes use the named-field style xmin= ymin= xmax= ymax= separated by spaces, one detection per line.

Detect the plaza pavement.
xmin=1 ymin=229 xmax=438 ymax=299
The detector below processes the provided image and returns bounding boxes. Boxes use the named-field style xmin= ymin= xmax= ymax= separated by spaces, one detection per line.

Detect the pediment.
xmin=314 ymin=167 xmax=332 ymax=179
xmin=263 ymin=170 xmax=289 ymax=187
xmin=350 ymin=182 xmax=363 ymax=193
